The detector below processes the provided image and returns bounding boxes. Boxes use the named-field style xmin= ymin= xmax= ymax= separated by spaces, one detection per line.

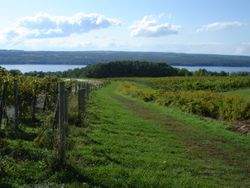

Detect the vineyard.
xmin=0 ymin=72 xmax=107 ymax=127
xmin=120 ymin=76 xmax=250 ymax=122
xmin=131 ymin=76 xmax=250 ymax=92
xmin=0 ymin=71 xmax=109 ymax=186
xmin=1 ymin=72 xmax=250 ymax=187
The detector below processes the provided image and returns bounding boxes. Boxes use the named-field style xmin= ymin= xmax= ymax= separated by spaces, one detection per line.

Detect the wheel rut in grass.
xmin=113 ymin=94 xmax=250 ymax=173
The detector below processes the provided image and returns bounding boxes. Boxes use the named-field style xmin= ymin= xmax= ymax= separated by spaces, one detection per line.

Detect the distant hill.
xmin=1 ymin=50 xmax=250 ymax=67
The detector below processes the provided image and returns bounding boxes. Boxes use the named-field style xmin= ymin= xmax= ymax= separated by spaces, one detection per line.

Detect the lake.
xmin=0 ymin=64 xmax=86 ymax=73
xmin=1 ymin=64 xmax=250 ymax=73
xmin=173 ymin=66 xmax=250 ymax=73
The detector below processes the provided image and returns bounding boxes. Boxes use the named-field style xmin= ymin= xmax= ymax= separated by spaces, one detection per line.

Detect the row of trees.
xmin=4 ymin=61 xmax=250 ymax=78
xmin=83 ymin=61 xmax=180 ymax=78
xmin=57 ymin=61 xmax=250 ymax=78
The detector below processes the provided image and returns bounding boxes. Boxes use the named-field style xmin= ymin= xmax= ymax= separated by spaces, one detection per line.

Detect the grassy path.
xmin=113 ymin=94 xmax=249 ymax=168
xmin=68 ymin=82 xmax=250 ymax=187
xmin=2 ymin=81 xmax=249 ymax=187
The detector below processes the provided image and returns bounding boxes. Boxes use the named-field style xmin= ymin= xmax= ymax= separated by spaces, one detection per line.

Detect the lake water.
xmin=0 ymin=64 xmax=86 ymax=73
xmin=1 ymin=64 xmax=250 ymax=73
xmin=173 ymin=66 xmax=250 ymax=73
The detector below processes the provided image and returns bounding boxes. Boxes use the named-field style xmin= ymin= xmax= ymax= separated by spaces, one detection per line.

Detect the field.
xmin=120 ymin=76 xmax=250 ymax=122
xmin=224 ymin=88 xmax=250 ymax=102
xmin=1 ymin=75 xmax=250 ymax=187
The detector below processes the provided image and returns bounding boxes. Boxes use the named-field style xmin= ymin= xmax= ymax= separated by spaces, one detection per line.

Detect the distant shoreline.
xmin=1 ymin=64 xmax=250 ymax=73
xmin=1 ymin=51 xmax=250 ymax=67
xmin=1 ymin=63 xmax=250 ymax=67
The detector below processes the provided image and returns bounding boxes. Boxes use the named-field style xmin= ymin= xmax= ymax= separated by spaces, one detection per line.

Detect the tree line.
xmin=2 ymin=61 xmax=250 ymax=78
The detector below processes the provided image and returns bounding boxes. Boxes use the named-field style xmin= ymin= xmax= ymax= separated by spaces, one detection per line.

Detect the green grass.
xmin=224 ymin=88 xmax=250 ymax=102
xmin=0 ymin=131 xmax=53 ymax=187
xmin=1 ymin=81 xmax=250 ymax=187
xmin=68 ymin=82 xmax=250 ymax=187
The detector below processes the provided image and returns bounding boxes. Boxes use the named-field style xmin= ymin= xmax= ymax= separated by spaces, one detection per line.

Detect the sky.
xmin=0 ymin=0 xmax=250 ymax=55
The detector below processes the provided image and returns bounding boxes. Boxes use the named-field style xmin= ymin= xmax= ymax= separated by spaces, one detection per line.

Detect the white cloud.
xmin=4 ymin=32 xmax=134 ymax=51
xmin=197 ymin=21 xmax=245 ymax=32
xmin=1 ymin=12 xmax=122 ymax=41
xmin=131 ymin=15 xmax=180 ymax=37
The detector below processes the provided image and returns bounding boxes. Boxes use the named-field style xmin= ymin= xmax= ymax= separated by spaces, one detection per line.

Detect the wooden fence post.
xmin=78 ymin=88 xmax=86 ymax=125
xmin=0 ymin=82 xmax=7 ymax=126
xmin=13 ymin=80 xmax=19 ymax=130
xmin=64 ymin=89 xmax=68 ymax=125
xmin=32 ymin=85 xmax=37 ymax=124
xmin=74 ymin=83 xmax=78 ymax=95
xmin=43 ymin=83 xmax=50 ymax=112
xmin=85 ymin=83 xmax=90 ymax=99
xmin=55 ymin=82 xmax=67 ymax=166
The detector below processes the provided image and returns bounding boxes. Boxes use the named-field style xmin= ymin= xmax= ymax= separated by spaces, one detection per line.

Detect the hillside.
xmin=1 ymin=79 xmax=249 ymax=187
xmin=1 ymin=50 xmax=250 ymax=67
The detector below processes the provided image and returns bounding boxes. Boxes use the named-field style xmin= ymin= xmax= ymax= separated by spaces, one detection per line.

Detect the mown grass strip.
xmin=68 ymin=82 xmax=250 ymax=187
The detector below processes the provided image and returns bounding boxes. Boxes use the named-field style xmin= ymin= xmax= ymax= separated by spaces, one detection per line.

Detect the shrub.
xmin=134 ymin=76 xmax=250 ymax=92
xmin=120 ymin=82 xmax=250 ymax=121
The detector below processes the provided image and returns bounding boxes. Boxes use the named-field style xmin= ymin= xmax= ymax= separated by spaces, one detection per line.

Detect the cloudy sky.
xmin=0 ymin=0 xmax=250 ymax=55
